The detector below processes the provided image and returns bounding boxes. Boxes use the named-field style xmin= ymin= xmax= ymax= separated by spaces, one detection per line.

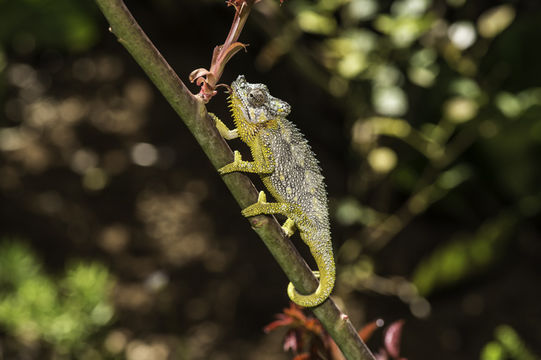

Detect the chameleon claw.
xmin=217 ymin=165 xmax=228 ymax=175
xmin=281 ymin=218 xmax=296 ymax=237
xmin=257 ymin=190 xmax=267 ymax=203
xmin=233 ymin=150 xmax=243 ymax=163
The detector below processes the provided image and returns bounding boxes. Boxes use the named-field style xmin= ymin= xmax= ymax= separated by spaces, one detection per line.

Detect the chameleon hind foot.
xmin=218 ymin=150 xmax=243 ymax=175
xmin=241 ymin=191 xmax=268 ymax=217
xmin=242 ymin=191 xmax=297 ymax=218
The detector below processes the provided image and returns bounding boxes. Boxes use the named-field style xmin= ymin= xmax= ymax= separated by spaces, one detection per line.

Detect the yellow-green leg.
xmin=209 ymin=113 xmax=239 ymax=140
xmin=243 ymin=192 xmax=298 ymax=237
xmin=241 ymin=191 xmax=297 ymax=218
xmin=281 ymin=218 xmax=296 ymax=237
xmin=219 ymin=151 xmax=274 ymax=175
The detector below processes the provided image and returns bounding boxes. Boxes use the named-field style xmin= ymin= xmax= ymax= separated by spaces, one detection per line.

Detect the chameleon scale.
xmin=213 ymin=75 xmax=335 ymax=307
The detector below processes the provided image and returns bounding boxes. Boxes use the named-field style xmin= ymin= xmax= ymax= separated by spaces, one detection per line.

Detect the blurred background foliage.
xmin=0 ymin=0 xmax=540 ymax=359
xmin=0 ymin=240 xmax=113 ymax=356
xmin=0 ymin=0 xmax=99 ymax=52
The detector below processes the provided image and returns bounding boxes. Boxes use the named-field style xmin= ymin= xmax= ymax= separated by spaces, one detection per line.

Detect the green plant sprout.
xmin=0 ymin=240 xmax=114 ymax=354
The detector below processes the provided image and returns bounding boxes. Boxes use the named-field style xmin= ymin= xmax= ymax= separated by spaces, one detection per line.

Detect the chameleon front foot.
xmin=210 ymin=113 xmax=239 ymax=140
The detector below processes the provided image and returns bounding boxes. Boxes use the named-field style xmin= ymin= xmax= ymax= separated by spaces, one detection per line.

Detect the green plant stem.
xmin=94 ymin=1 xmax=374 ymax=359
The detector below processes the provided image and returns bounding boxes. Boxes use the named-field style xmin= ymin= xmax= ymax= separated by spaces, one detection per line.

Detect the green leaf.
xmin=411 ymin=213 xmax=516 ymax=296
xmin=0 ymin=240 xmax=114 ymax=350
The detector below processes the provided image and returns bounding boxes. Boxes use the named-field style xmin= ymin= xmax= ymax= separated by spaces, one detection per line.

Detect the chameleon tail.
xmin=287 ymin=242 xmax=335 ymax=307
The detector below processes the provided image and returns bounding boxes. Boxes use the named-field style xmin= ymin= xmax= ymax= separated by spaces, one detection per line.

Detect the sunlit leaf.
xmin=448 ymin=21 xmax=477 ymax=50
xmin=444 ymin=97 xmax=479 ymax=123
xmin=481 ymin=325 xmax=537 ymax=360
xmin=478 ymin=5 xmax=516 ymax=38
xmin=297 ymin=10 xmax=337 ymax=35
xmin=495 ymin=325 xmax=536 ymax=360
xmin=342 ymin=0 xmax=378 ymax=22
xmin=367 ymin=147 xmax=398 ymax=174
xmin=481 ymin=342 xmax=505 ymax=360
xmin=373 ymin=86 xmax=409 ymax=116
xmin=0 ymin=0 xmax=99 ymax=52
xmin=495 ymin=92 xmax=522 ymax=118
xmin=374 ymin=14 xmax=435 ymax=47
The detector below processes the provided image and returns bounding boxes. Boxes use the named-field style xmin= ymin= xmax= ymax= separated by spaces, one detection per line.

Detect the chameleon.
xmin=211 ymin=75 xmax=335 ymax=307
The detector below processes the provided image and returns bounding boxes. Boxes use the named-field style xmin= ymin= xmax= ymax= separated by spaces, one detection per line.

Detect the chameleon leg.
xmin=281 ymin=218 xmax=296 ymax=237
xmin=219 ymin=151 xmax=274 ymax=175
xmin=241 ymin=191 xmax=299 ymax=218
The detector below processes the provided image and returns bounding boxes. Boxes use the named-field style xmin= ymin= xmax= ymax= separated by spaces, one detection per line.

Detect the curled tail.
xmin=287 ymin=243 xmax=335 ymax=307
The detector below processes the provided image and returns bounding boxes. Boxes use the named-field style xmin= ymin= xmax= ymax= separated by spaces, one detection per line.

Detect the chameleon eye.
xmin=247 ymin=89 xmax=267 ymax=107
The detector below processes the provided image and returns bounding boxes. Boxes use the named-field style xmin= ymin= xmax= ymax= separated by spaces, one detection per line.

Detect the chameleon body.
xmin=213 ymin=75 xmax=335 ymax=307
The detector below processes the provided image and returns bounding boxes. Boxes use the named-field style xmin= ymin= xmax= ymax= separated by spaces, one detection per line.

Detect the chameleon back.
xmin=259 ymin=119 xmax=330 ymax=239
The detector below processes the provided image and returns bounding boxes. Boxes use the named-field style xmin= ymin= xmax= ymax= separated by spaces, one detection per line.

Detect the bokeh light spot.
xmin=131 ymin=142 xmax=158 ymax=167
xmin=368 ymin=147 xmax=398 ymax=174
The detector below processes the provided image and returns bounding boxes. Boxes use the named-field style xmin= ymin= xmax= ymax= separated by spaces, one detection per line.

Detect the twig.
xmin=93 ymin=1 xmax=375 ymax=359
xmin=190 ymin=0 xmax=256 ymax=102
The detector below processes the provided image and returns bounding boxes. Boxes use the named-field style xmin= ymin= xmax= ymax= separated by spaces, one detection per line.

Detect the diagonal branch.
xmin=94 ymin=1 xmax=375 ymax=359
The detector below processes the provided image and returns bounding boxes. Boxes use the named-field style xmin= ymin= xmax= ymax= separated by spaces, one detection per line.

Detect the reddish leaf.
xmin=304 ymin=318 xmax=323 ymax=335
xmin=210 ymin=45 xmax=222 ymax=68
xmin=328 ymin=337 xmax=346 ymax=360
xmin=219 ymin=42 xmax=248 ymax=65
xmin=264 ymin=303 xmax=311 ymax=335
xmin=384 ymin=320 xmax=405 ymax=359
xmin=293 ymin=354 xmax=310 ymax=360
xmin=283 ymin=302 xmax=308 ymax=323
xmin=284 ymin=330 xmax=298 ymax=352
xmin=265 ymin=303 xmax=337 ymax=358
xmin=264 ymin=314 xmax=294 ymax=333
xmin=358 ymin=319 xmax=384 ymax=342
xmin=189 ymin=68 xmax=211 ymax=82
xmin=375 ymin=349 xmax=389 ymax=360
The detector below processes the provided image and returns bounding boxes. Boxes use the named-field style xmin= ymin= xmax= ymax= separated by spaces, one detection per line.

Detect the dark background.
xmin=0 ymin=0 xmax=540 ymax=359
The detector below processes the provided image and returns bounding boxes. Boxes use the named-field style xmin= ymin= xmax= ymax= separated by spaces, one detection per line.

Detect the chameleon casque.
xmin=212 ymin=75 xmax=335 ymax=307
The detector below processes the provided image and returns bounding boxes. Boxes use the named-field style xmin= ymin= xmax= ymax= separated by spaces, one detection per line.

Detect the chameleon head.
xmin=230 ymin=75 xmax=291 ymax=124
